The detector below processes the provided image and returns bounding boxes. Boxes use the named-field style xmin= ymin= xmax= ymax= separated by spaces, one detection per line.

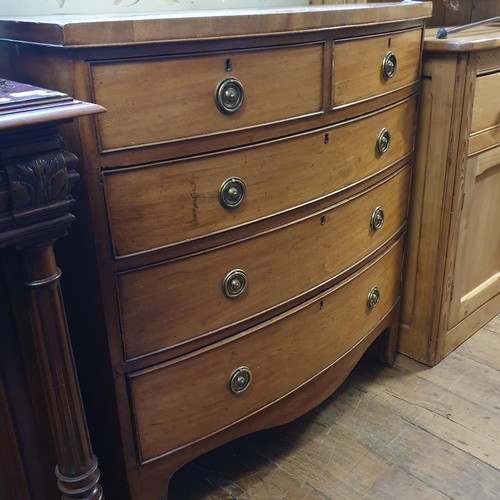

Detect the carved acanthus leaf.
xmin=4 ymin=150 xmax=76 ymax=210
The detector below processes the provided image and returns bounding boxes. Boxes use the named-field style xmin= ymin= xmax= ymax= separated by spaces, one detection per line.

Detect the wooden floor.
xmin=169 ymin=315 xmax=500 ymax=499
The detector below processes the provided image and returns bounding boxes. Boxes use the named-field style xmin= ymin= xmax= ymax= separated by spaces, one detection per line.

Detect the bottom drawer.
xmin=128 ymin=238 xmax=404 ymax=463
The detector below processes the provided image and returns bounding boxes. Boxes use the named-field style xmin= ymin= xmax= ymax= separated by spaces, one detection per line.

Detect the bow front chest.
xmin=0 ymin=4 xmax=430 ymax=497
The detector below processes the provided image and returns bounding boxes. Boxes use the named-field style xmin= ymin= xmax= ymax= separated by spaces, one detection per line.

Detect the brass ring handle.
xmin=377 ymin=128 xmax=391 ymax=154
xmin=219 ymin=177 xmax=245 ymax=209
xmin=222 ymin=269 xmax=248 ymax=299
xmin=381 ymin=51 xmax=397 ymax=80
xmin=215 ymin=77 xmax=244 ymax=114
xmin=371 ymin=206 xmax=385 ymax=231
xmin=228 ymin=366 xmax=252 ymax=394
xmin=367 ymin=287 xmax=381 ymax=309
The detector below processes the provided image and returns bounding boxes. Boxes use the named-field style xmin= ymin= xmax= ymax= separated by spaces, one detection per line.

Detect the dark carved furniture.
xmin=0 ymin=79 xmax=104 ymax=499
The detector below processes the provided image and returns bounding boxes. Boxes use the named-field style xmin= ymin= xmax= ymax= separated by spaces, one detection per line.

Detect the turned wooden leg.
xmin=22 ymin=244 xmax=103 ymax=500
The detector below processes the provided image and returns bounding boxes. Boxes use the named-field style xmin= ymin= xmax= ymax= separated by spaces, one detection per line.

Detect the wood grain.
xmin=332 ymin=28 xmax=422 ymax=108
xmin=0 ymin=9 xmax=426 ymax=499
xmin=426 ymin=0 xmax=500 ymax=28
xmin=117 ymin=166 xmax=409 ymax=360
xmin=448 ymin=147 xmax=500 ymax=327
xmin=470 ymin=71 xmax=500 ymax=134
xmin=424 ymin=25 xmax=500 ymax=53
xmin=91 ymin=44 xmax=323 ymax=151
xmin=104 ymin=97 xmax=416 ymax=256
xmin=169 ymin=315 xmax=500 ymax=500
xmin=0 ymin=4 xmax=432 ymax=46
xmin=129 ymin=238 xmax=403 ymax=462
xmin=400 ymin=27 xmax=500 ymax=365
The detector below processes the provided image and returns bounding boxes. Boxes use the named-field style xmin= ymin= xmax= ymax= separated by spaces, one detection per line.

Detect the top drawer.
xmin=332 ymin=28 xmax=422 ymax=108
xmin=91 ymin=43 xmax=324 ymax=152
xmin=469 ymin=70 xmax=500 ymax=154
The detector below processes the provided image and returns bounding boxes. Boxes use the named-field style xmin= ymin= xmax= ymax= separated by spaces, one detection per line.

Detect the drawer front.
xmin=332 ymin=28 xmax=422 ymax=108
xmin=117 ymin=165 xmax=410 ymax=360
xmin=104 ymin=97 xmax=416 ymax=257
xmin=128 ymin=237 xmax=404 ymax=462
xmin=469 ymin=71 xmax=500 ymax=154
xmin=448 ymin=145 xmax=500 ymax=328
xmin=91 ymin=43 xmax=324 ymax=151
xmin=471 ymin=71 xmax=500 ymax=135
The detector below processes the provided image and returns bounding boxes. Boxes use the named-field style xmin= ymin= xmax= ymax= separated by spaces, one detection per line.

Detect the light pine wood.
xmin=471 ymin=71 xmax=500 ymax=134
xmin=424 ymin=25 xmax=500 ymax=53
xmin=169 ymin=315 xmax=500 ymax=500
xmin=443 ymin=291 xmax=500 ymax=356
xmin=476 ymin=47 xmax=500 ymax=73
xmin=448 ymin=146 xmax=500 ymax=327
xmin=399 ymin=27 xmax=500 ymax=365
xmin=399 ymin=52 xmax=473 ymax=363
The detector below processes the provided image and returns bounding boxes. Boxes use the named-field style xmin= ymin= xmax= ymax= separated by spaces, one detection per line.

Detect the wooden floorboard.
xmin=169 ymin=315 xmax=500 ymax=499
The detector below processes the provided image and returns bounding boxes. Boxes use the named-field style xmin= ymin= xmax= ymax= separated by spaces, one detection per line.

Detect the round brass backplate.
xmin=215 ymin=77 xmax=244 ymax=114
xmin=228 ymin=366 xmax=252 ymax=394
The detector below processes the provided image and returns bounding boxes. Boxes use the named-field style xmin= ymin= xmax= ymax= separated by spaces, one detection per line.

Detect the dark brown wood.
xmin=0 ymin=368 xmax=31 ymax=500
xmin=0 ymin=79 xmax=104 ymax=499
xmin=21 ymin=244 xmax=103 ymax=500
xmin=427 ymin=0 xmax=500 ymax=28
xmin=0 ymin=247 xmax=59 ymax=500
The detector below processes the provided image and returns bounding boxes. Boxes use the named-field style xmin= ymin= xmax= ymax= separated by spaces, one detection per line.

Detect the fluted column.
xmin=22 ymin=243 xmax=103 ymax=499
xmin=0 ymin=79 xmax=105 ymax=498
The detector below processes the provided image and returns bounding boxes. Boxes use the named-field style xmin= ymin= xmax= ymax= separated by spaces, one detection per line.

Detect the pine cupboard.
xmin=0 ymin=3 xmax=430 ymax=498
xmin=400 ymin=25 xmax=500 ymax=365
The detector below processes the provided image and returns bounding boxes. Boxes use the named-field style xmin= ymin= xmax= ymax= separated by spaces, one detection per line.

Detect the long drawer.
xmin=116 ymin=165 xmax=410 ymax=360
xmin=91 ymin=43 xmax=324 ymax=152
xmin=104 ymin=97 xmax=416 ymax=257
xmin=128 ymin=237 xmax=404 ymax=463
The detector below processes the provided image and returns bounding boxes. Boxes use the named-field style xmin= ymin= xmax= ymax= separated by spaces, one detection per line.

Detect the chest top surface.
xmin=0 ymin=2 xmax=431 ymax=47
xmin=424 ymin=24 xmax=500 ymax=52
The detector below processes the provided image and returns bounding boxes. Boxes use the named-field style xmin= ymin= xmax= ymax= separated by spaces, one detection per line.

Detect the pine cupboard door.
xmin=448 ymin=145 xmax=500 ymax=329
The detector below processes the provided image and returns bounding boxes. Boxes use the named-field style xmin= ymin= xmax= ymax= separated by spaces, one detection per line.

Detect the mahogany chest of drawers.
xmin=0 ymin=4 xmax=430 ymax=497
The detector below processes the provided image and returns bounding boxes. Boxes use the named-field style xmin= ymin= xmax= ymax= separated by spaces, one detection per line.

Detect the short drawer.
xmin=104 ymin=97 xmax=416 ymax=257
xmin=91 ymin=43 xmax=324 ymax=152
xmin=469 ymin=71 xmax=500 ymax=154
xmin=128 ymin=237 xmax=403 ymax=463
xmin=332 ymin=28 xmax=422 ymax=108
xmin=116 ymin=165 xmax=410 ymax=360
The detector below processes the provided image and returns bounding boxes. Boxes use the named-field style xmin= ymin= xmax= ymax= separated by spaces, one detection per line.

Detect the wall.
xmin=0 ymin=0 xmax=309 ymax=16
xmin=428 ymin=0 xmax=500 ymax=26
